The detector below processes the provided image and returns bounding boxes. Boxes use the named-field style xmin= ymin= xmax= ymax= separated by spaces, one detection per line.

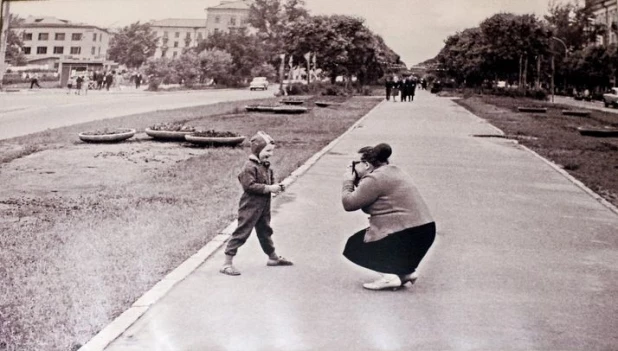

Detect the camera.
xmin=351 ymin=161 xmax=361 ymax=186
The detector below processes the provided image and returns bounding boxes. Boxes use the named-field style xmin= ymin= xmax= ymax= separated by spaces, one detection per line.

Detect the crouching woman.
xmin=341 ymin=143 xmax=436 ymax=290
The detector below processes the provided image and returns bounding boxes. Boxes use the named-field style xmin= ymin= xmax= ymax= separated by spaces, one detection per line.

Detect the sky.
xmin=7 ymin=0 xmax=569 ymax=66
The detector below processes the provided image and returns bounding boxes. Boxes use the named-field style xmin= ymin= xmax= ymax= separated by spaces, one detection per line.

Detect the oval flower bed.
xmin=145 ymin=123 xmax=197 ymax=141
xmin=185 ymin=130 xmax=246 ymax=146
xmin=78 ymin=128 xmax=136 ymax=143
xmin=315 ymin=101 xmax=343 ymax=108
xmin=280 ymin=98 xmax=305 ymax=105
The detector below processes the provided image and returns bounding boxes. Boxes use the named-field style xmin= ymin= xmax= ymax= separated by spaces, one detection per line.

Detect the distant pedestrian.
xmin=391 ymin=78 xmax=400 ymax=102
xmin=96 ymin=71 xmax=104 ymax=90
xmin=75 ymin=75 xmax=83 ymax=95
xmin=220 ymin=131 xmax=293 ymax=276
xmin=384 ymin=76 xmax=392 ymax=101
xmin=342 ymin=143 xmax=436 ymax=290
xmin=82 ymin=74 xmax=90 ymax=95
xmin=105 ymin=71 xmax=114 ymax=91
xmin=67 ymin=76 xmax=75 ymax=94
xmin=135 ymin=73 xmax=142 ymax=89
xmin=30 ymin=73 xmax=41 ymax=89
xmin=401 ymin=76 xmax=410 ymax=101
xmin=407 ymin=77 xmax=417 ymax=102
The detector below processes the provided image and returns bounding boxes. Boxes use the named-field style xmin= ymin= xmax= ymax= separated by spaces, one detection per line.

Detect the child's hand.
xmin=268 ymin=184 xmax=284 ymax=194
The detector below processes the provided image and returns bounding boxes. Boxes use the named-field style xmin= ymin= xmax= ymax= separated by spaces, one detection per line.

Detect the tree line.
xmin=107 ymin=0 xmax=404 ymax=88
xmin=434 ymin=1 xmax=618 ymax=94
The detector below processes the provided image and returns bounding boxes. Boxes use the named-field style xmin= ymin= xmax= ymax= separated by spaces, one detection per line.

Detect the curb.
xmin=78 ymin=98 xmax=385 ymax=351
xmin=454 ymin=100 xmax=618 ymax=217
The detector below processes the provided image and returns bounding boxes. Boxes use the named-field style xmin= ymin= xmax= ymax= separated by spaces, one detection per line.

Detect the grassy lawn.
xmin=0 ymin=95 xmax=382 ymax=350
xmin=455 ymin=95 xmax=618 ymax=208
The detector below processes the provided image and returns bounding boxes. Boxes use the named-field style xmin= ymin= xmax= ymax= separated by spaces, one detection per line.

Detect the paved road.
xmin=0 ymin=88 xmax=273 ymax=140
xmin=553 ymin=95 xmax=618 ymax=114
xmin=100 ymin=91 xmax=618 ymax=351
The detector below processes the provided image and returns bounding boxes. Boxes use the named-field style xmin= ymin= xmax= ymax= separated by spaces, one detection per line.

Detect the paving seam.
xmin=454 ymin=101 xmax=618 ymax=217
xmin=78 ymin=98 xmax=386 ymax=351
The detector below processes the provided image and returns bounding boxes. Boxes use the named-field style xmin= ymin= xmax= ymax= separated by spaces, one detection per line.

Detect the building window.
xmin=214 ymin=28 xmax=219 ymax=34
xmin=70 ymin=47 xmax=81 ymax=55
xmin=173 ymin=51 xmax=178 ymax=57
xmin=93 ymin=33 xmax=97 ymax=41
xmin=98 ymin=47 xmax=101 ymax=55
xmin=36 ymin=46 xmax=47 ymax=54
xmin=175 ymin=32 xmax=180 ymax=38
xmin=230 ymin=17 xmax=236 ymax=26
xmin=174 ymin=41 xmax=178 ymax=48
xmin=91 ymin=47 xmax=96 ymax=55
xmin=38 ymin=33 xmax=49 ymax=40
xmin=71 ymin=33 xmax=82 ymax=41
xmin=163 ymin=31 xmax=168 ymax=37
xmin=53 ymin=46 xmax=64 ymax=54
xmin=23 ymin=33 xmax=32 ymax=41
xmin=197 ymin=33 xmax=203 ymax=40
xmin=215 ymin=16 xmax=220 ymax=24
xmin=22 ymin=47 xmax=31 ymax=54
xmin=55 ymin=33 xmax=65 ymax=40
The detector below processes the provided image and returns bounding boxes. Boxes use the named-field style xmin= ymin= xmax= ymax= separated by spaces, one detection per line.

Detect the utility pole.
xmin=0 ymin=0 xmax=11 ymax=90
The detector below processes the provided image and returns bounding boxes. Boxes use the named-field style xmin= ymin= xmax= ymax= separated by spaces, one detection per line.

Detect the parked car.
xmin=602 ymin=87 xmax=618 ymax=107
xmin=249 ymin=77 xmax=268 ymax=90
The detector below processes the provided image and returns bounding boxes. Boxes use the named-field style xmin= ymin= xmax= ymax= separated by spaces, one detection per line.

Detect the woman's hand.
xmin=343 ymin=164 xmax=356 ymax=182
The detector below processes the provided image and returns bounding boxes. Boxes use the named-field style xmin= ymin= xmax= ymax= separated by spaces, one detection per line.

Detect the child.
xmin=220 ymin=131 xmax=293 ymax=276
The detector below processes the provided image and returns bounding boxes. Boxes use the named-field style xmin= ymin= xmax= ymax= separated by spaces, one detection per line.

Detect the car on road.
xmin=602 ymin=87 xmax=618 ymax=107
xmin=249 ymin=77 xmax=269 ymax=91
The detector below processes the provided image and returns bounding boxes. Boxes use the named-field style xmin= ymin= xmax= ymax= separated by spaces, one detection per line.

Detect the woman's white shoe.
xmin=362 ymin=274 xmax=402 ymax=291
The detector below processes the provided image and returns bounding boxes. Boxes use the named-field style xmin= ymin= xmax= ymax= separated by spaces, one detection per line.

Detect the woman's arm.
xmin=341 ymin=176 xmax=380 ymax=211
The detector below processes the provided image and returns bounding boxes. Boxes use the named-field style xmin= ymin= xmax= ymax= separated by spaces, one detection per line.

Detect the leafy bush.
xmin=285 ymin=83 xmax=309 ymax=95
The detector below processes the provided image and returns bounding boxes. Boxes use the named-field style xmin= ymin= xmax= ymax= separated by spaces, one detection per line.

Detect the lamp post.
xmin=550 ymin=36 xmax=568 ymax=103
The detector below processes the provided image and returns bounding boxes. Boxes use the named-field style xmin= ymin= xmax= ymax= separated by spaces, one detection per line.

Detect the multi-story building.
xmin=149 ymin=19 xmax=208 ymax=58
xmin=12 ymin=16 xmax=110 ymax=67
xmin=205 ymin=0 xmax=253 ymax=35
xmin=586 ymin=0 xmax=618 ymax=45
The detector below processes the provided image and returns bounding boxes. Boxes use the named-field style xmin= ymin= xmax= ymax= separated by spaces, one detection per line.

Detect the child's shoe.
xmin=219 ymin=265 xmax=241 ymax=276
xmin=266 ymin=256 xmax=293 ymax=266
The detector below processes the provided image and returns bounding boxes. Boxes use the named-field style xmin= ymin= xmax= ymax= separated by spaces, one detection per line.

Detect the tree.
xmin=480 ymin=13 xmax=550 ymax=86
xmin=174 ymin=51 xmax=201 ymax=86
xmin=283 ymin=15 xmax=396 ymax=84
xmin=195 ymin=29 xmax=270 ymax=80
xmin=108 ymin=22 xmax=157 ymax=68
xmin=248 ymin=0 xmax=309 ymax=50
xmin=437 ymin=27 xmax=487 ymax=86
xmin=5 ymin=14 xmax=26 ymax=66
xmin=250 ymin=62 xmax=277 ymax=80
xmin=198 ymin=48 xmax=233 ymax=85
xmin=143 ymin=57 xmax=177 ymax=90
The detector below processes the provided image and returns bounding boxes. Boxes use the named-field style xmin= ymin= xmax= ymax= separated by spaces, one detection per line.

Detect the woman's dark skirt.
xmin=343 ymin=222 xmax=435 ymax=275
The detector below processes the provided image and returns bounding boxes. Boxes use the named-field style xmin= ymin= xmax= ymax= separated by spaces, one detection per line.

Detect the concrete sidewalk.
xmin=89 ymin=91 xmax=618 ymax=351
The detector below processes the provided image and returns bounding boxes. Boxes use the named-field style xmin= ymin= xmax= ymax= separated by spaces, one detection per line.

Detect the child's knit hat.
xmin=250 ymin=131 xmax=275 ymax=156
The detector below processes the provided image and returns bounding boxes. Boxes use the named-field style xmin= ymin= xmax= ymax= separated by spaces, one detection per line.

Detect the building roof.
xmin=149 ymin=18 xmax=207 ymax=28
xmin=207 ymin=0 xmax=253 ymax=10
xmin=13 ymin=16 xmax=109 ymax=33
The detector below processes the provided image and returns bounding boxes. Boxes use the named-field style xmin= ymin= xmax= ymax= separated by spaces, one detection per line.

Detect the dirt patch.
xmin=457 ymin=96 xmax=618 ymax=208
